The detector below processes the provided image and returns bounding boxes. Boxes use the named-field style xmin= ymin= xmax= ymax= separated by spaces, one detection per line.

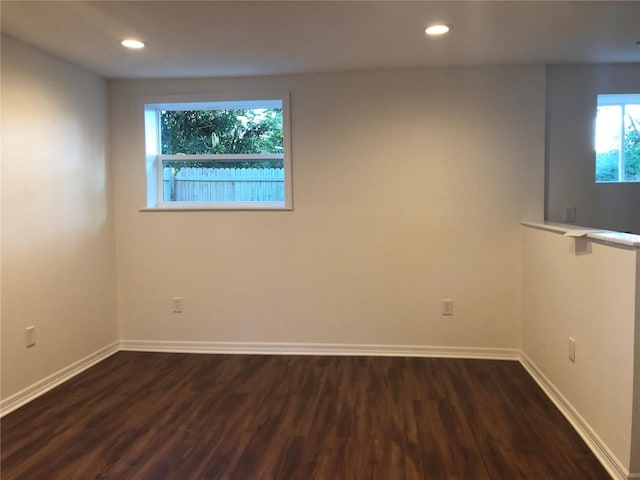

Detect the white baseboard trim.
xmin=0 ymin=341 xmax=120 ymax=418
xmin=119 ymin=340 xmax=520 ymax=360
xmin=519 ymin=353 xmax=632 ymax=480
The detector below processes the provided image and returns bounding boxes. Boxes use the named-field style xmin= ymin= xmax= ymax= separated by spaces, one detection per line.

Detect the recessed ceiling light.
xmin=121 ymin=39 xmax=145 ymax=49
xmin=425 ymin=24 xmax=452 ymax=36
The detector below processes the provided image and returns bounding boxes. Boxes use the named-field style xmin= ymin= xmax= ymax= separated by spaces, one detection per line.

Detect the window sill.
xmin=140 ymin=202 xmax=292 ymax=212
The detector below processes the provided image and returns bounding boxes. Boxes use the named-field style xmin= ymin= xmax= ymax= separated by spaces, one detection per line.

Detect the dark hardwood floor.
xmin=1 ymin=352 xmax=610 ymax=479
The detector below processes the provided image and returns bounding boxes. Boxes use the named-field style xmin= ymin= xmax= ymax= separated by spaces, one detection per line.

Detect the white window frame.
xmin=143 ymin=93 xmax=292 ymax=210
xmin=595 ymin=93 xmax=640 ymax=184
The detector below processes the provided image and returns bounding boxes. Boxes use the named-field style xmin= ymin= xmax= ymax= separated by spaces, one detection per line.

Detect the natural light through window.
xmin=143 ymin=94 xmax=292 ymax=209
xmin=595 ymin=93 xmax=640 ymax=183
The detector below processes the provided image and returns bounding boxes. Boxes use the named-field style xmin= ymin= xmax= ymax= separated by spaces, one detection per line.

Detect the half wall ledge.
xmin=521 ymin=221 xmax=640 ymax=248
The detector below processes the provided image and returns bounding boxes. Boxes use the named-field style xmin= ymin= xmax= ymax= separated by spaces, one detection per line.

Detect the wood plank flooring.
xmin=1 ymin=352 xmax=610 ymax=479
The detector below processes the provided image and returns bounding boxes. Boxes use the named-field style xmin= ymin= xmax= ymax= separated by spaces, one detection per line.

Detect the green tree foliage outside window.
xmin=624 ymin=129 xmax=640 ymax=181
xmin=161 ymin=108 xmax=283 ymax=170
xmin=595 ymin=151 xmax=619 ymax=182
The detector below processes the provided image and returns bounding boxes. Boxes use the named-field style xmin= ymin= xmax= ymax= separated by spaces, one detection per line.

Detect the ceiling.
xmin=1 ymin=1 xmax=639 ymax=79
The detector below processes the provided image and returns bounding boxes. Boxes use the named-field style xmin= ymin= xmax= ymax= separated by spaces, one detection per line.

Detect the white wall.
xmin=1 ymin=36 xmax=118 ymax=400
xmin=633 ymin=250 xmax=640 ymax=474
xmin=110 ymin=65 xmax=545 ymax=349
xmin=546 ymin=64 xmax=640 ymax=234
xmin=522 ymin=225 xmax=639 ymax=475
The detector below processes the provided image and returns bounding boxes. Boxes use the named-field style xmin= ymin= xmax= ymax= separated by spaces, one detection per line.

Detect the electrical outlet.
xmin=564 ymin=205 xmax=576 ymax=223
xmin=569 ymin=337 xmax=576 ymax=363
xmin=26 ymin=326 xmax=36 ymax=348
xmin=442 ymin=299 xmax=453 ymax=316
xmin=172 ymin=297 xmax=184 ymax=313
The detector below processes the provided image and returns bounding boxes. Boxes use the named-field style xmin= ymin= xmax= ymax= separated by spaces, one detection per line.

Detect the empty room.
xmin=1 ymin=1 xmax=639 ymax=479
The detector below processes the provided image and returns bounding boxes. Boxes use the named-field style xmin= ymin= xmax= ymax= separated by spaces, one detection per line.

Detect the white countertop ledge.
xmin=521 ymin=221 xmax=640 ymax=248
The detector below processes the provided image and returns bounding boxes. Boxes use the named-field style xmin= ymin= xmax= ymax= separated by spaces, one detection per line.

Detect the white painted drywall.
xmin=633 ymin=250 xmax=640 ymax=474
xmin=522 ymin=224 xmax=638 ymax=473
xmin=546 ymin=64 xmax=640 ymax=234
xmin=1 ymin=36 xmax=118 ymax=400
xmin=109 ymin=65 xmax=545 ymax=349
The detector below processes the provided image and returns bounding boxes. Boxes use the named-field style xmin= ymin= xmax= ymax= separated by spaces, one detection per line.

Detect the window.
xmin=144 ymin=93 xmax=292 ymax=209
xmin=595 ymin=93 xmax=640 ymax=183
